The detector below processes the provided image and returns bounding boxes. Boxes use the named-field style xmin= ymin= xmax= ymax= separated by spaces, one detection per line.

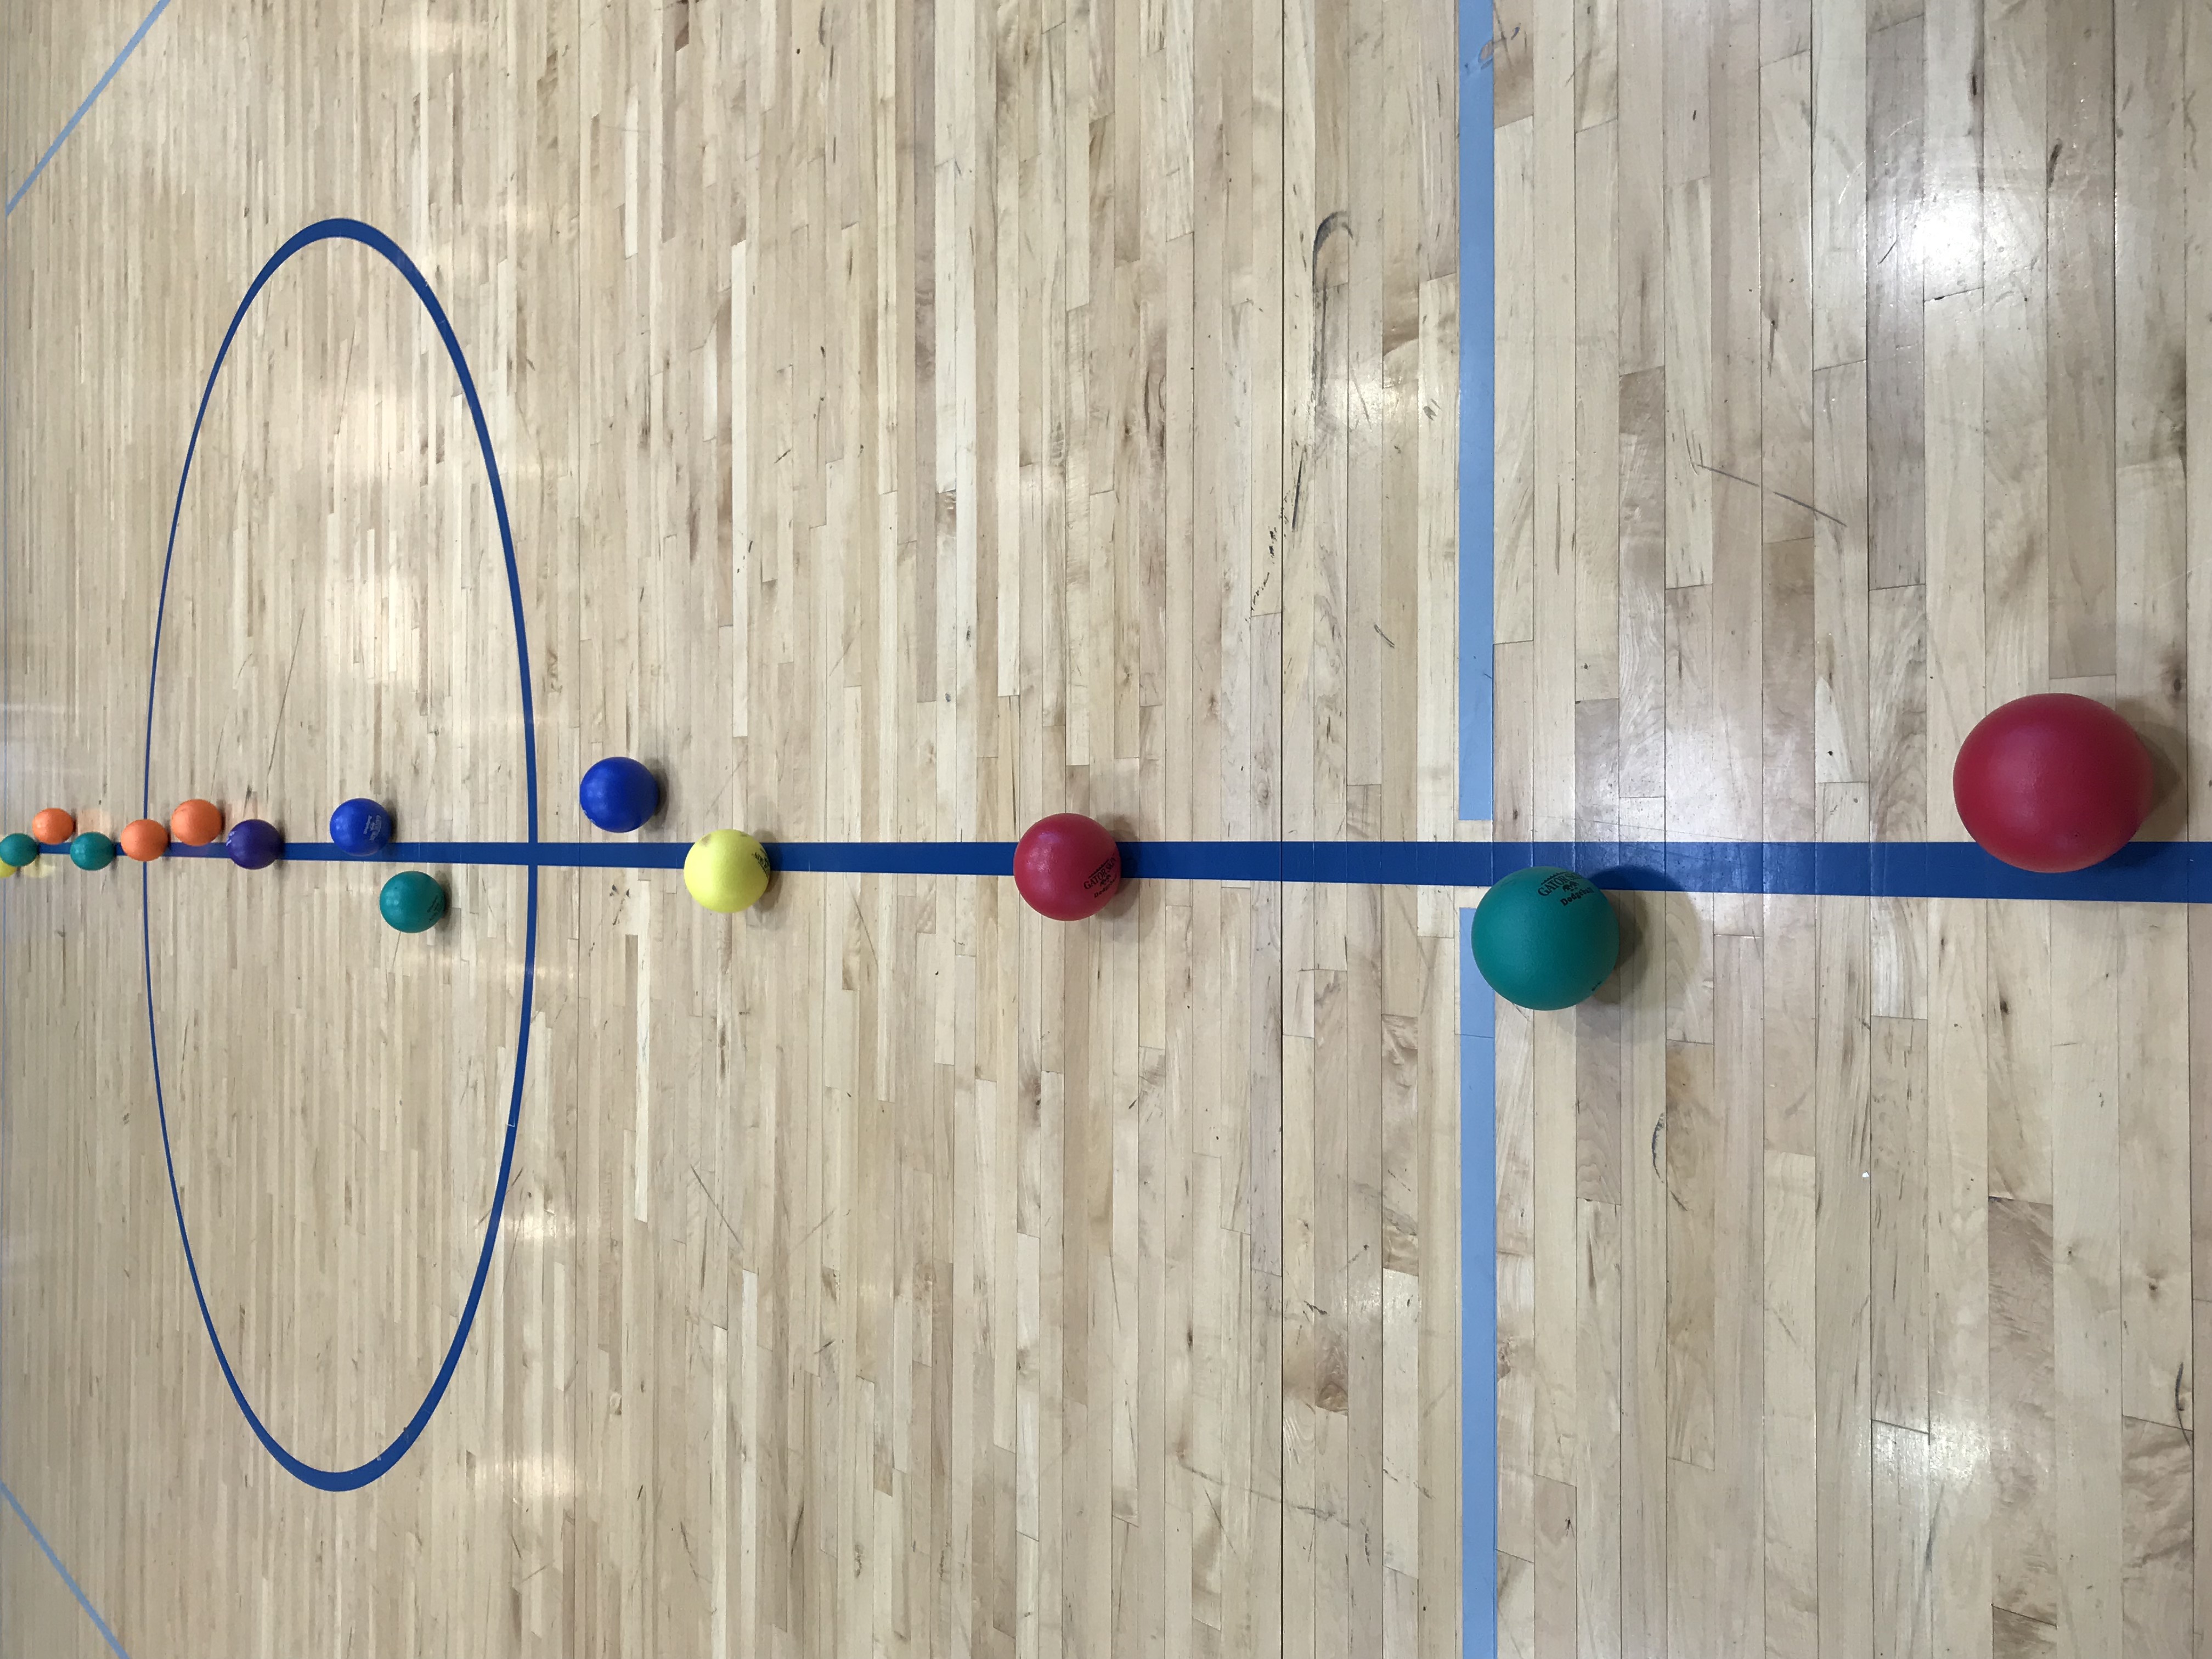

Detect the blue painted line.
xmin=1459 ymin=13 xmax=1496 ymax=824
xmin=0 ymin=101 xmax=13 ymax=1643
xmin=40 ymin=835 xmax=2212 ymax=901
xmin=120 ymin=839 xmax=691 ymax=868
xmin=1459 ymin=20 xmax=1498 ymax=1646
xmin=1459 ymin=914 xmax=1497 ymax=1657
xmin=141 ymin=221 xmax=539 ymax=1492
xmin=772 ymin=841 xmax=1009 ymax=876
xmin=0 ymin=1479 xmax=130 ymax=1657
xmin=1458 ymin=10 xmax=1501 ymax=1619
xmin=1 ymin=82 xmax=13 ymax=1606
xmin=5 ymin=0 xmax=174 ymax=217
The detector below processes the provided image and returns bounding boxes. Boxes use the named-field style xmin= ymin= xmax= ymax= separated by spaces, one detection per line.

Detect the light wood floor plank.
xmin=2046 ymin=0 xmax=2119 ymax=681
xmin=1928 ymin=900 xmax=1992 ymax=1659
xmin=1816 ymin=893 xmax=1876 ymax=1658
xmin=2115 ymin=0 xmax=2191 ymax=838
xmin=1810 ymin=0 xmax=1867 ymax=369
xmin=1760 ymin=50 xmax=1817 ymax=548
xmin=1577 ymin=124 xmax=1623 ymax=710
xmin=1618 ymin=890 xmax=1672 ymax=1659
xmin=1867 ymin=16 xmax=1927 ymax=594
xmin=2052 ymin=904 xmax=2125 ymax=1657
xmin=1616 ymin=0 xmax=1667 ymax=374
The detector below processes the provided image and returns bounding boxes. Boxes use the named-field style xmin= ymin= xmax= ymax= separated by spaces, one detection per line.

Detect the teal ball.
xmin=69 ymin=832 xmax=116 ymax=872
xmin=1471 ymin=866 xmax=1620 ymax=1011
xmin=0 ymin=833 xmax=38 ymax=868
xmin=379 ymin=871 xmax=448 ymax=934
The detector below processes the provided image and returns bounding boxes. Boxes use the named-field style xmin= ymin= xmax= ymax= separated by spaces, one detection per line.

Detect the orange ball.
xmin=120 ymin=820 xmax=170 ymax=862
xmin=31 ymin=808 xmax=74 ymax=844
xmin=169 ymin=799 xmax=223 ymax=847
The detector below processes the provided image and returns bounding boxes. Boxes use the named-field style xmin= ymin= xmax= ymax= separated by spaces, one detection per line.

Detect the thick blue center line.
xmin=71 ymin=836 xmax=2212 ymax=904
xmin=0 ymin=1479 xmax=131 ymax=1658
xmin=5 ymin=0 xmax=174 ymax=217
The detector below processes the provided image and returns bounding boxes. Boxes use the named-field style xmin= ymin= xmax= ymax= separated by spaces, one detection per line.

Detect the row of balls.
xmin=2 ymin=752 xmax=666 ymax=873
xmin=1470 ymin=692 xmax=2166 ymax=1012
xmin=0 ymin=690 xmax=2151 ymax=1003
xmin=582 ymin=756 xmax=777 ymax=916
xmin=0 ymin=802 xmax=447 ymax=933
xmin=731 ymin=691 xmax=2160 ymax=999
xmin=0 ymin=756 xmax=775 ymax=923
xmin=0 ymin=801 xmax=286 ymax=872
xmin=0 ymin=764 xmax=1189 ymax=935
xmin=3 ymin=800 xmax=381 ymax=868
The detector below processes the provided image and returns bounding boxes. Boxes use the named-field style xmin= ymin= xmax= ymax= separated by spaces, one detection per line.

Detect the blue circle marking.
xmin=140 ymin=219 xmax=540 ymax=1492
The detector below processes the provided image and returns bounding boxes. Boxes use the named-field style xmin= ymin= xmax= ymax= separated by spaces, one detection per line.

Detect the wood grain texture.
xmin=1489 ymin=0 xmax=2208 ymax=1654
xmin=4 ymin=0 xmax=2211 ymax=1655
xmin=0 ymin=1 xmax=1459 ymax=1654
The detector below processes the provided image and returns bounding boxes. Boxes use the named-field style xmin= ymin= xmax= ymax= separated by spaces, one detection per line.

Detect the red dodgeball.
xmin=1952 ymin=693 xmax=2154 ymax=873
xmin=1013 ymin=814 xmax=1122 ymax=921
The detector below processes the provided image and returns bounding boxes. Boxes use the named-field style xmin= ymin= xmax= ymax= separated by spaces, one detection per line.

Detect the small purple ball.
xmin=227 ymin=819 xmax=285 ymax=870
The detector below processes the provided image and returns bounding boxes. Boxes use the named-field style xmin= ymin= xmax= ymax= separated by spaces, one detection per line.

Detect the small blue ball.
xmin=330 ymin=797 xmax=393 ymax=856
xmin=579 ymin=757 xmax=661 ymax=833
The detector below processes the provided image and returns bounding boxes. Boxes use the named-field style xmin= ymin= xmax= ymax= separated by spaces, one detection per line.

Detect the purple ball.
xmin=226 ymin=819 xmax=284 ymax=870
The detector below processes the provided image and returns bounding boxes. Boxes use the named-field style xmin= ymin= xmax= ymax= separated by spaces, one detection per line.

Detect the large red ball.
xmin=1952 ymin=693 xmax=2154 ymax=873
xmin=1013 ymin=814 xmax=1122 ymax=920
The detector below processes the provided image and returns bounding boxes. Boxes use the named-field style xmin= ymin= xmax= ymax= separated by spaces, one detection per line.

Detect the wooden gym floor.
xmin=0 ymin=1 xmax=2208 ymax=1656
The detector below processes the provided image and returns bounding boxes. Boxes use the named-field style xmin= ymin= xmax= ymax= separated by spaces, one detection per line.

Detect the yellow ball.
xmin=684 ymin=830 xmax=771 ymax=914
xmin=0 ymin=861 xmax=15 ymax=878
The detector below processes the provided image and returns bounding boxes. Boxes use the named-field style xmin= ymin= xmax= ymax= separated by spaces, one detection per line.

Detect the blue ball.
xmin=329 ymin=797 xmax=393 ymax=856
xmin=579 ymin=757 xmax=661 ymax=833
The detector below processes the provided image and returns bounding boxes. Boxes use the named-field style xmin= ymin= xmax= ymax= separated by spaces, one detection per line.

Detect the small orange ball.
xmin=31 ymin=808 xmax=74 ymax=844
xmin=169 ymin=799 xmax=224 ymax=847
xmin=120 ymin=820 xmax=170 ymax=862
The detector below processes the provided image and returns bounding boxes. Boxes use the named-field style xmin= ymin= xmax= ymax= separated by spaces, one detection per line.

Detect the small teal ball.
xmin=1470 ymin=866 xmax=1621 ymax=1011
xmin=0 ymin=833 xmax=39 ymax=868
xmin=69 ymin=833 xmax=116 ymax=872
xmin=379 ymin=871 xmax=448 ymax=934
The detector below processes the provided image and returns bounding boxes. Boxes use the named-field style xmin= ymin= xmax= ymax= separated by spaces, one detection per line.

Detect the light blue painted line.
xmin=1460 ymin=7 xmax=1499 ymax=1651
xmin=1451 ymin=6 xmax=1504 ymax=1654
xmin=5 ymin=0 xmax=175 ymax=217
xmin=1 ymin=88 xmax=11 ymax=1643
xmin=0 ymin=1479 xmax=131 ymax=1657
xmin=1451 ymin=9 xmax=1504 ymax=1654
xmin=1458 ymin=9 xmax=1496 ymax=823
xmin=1460 ymin=913 xmax=1497 ymax=1657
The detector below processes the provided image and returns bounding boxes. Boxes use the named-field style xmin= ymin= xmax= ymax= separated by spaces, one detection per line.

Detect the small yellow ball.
xmin=0 ymin=862 xmax=16 ymax=878
xmin=684 ymin=830 xmax=772 ymax=914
